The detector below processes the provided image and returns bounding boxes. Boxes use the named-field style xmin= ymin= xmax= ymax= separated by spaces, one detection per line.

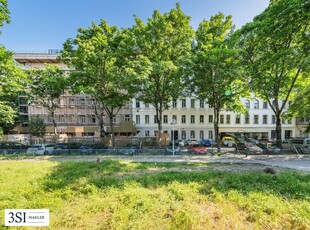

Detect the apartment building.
xmin=132 ymin=97 xmax=304 ymax=141
xmin=13 ymin=52 xmax=308 ymax=141
xmin=13 ymin=52 xmax=136 ymax=137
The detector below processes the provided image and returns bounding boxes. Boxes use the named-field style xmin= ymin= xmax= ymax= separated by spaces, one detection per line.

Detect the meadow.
xmin=0 ymin=159 xmax=309 ymax=229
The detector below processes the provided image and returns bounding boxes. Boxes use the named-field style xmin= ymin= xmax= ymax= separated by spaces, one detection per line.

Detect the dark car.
xmin=0 ymin=141 xmax=29 ymax=154
xmin=79 ymin=145 xmax=95 ymax=154
xmin=54 ymin=142 xmax=82 ymax=149
xmin=200 ymin=139 xmax=211 ymax=147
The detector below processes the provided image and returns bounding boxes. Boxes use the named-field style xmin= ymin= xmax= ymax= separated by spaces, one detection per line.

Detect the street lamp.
xmin=171 ymin=119 xmax=176 ymax=155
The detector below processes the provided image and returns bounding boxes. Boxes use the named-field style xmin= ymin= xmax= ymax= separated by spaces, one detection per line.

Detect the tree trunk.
xmin=275 ymin=113 xmax=282 ymax=148
xmin=214 ymin=107 xmax=221 ymax=152
xmin=109 ymin=114 xmax=116 ymax=148
xmin=156 ymin=111 xmax=163 ymax=148
xmin=51 ymin=112 xmax=57 ymax=135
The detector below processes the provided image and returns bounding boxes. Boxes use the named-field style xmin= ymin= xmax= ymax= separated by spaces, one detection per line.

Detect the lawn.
xmin=0 ymin=159 xmax=309 ymax=229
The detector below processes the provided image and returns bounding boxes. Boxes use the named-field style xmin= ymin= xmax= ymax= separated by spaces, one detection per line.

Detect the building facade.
xmin=14 ymin=52 xmax=136 ymax=138
xmin=132 ymin=97 xmax=307 ymax=141
xmin=13 ymin=52 xmax=309 ymax=141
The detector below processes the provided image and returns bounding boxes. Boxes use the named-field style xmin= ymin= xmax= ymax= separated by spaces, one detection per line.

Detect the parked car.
xmin=54 ymin=142 xmax=82 ymax=150
xmin=27 ymin=144 xmax=56 ymax=155
xmin=165 ymin=145 xmax=180 ymax=155
xmin=221 ymin=136 xmax=234 ymax=146
xmin=234 ymin=140 xmax=247 ymax=150
xmin=200 ymin=139 xmax=212 ymax=147
xmin=79 ymin=145 xmax=95 ymax=154
xmin=188 ymin=144 xmax=207 ymax=154
xmin=0 ymin=141 xmax=29 ymax=150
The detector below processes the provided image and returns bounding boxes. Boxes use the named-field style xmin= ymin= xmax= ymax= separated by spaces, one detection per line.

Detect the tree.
xmin=28 ymin=115 xmax=46 ymax=138
xmin=132 ymin=3 xmax=194 ymax=146
xmin=61 ymin=20 xmax=142 ymax=147
xmin=189 ymin=13 xmax=247 ymax=151
xmin=0 ymin=0 xmax=10 ymax=31
xmin=27 ymin=65 xmax=68 ymax=134
xmin=232 ymin=0 xmax=310 ymax=147
xmin=0 ymin=0 xmax=27 ymax=130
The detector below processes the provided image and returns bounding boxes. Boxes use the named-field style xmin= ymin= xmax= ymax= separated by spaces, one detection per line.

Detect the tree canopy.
xmin=232 ymin=0 xmax=310 ymax=145
xmin=27 ymin=65 xmax=68 ymax=134
xmin=189 ymin=13 xmax=246 ymax=150
xmin=61 ymin=20 xmax=144 ymax=146
xmin=132 ymin=3 xmax=194 ymax=145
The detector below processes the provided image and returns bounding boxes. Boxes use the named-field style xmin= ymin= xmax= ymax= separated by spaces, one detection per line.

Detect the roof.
xmin=14 ymin=53 xmax=60 ymax=64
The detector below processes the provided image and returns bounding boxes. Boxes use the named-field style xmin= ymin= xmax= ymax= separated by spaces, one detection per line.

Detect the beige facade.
xmin=14 ymin=52 xmax=136 ymax=137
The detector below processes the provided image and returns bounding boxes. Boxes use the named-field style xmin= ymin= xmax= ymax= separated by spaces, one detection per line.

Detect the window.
xmin=145 ymin=103 xmax=149 ymax=108
xmin=190 ymin=130 xmax=195 ymax=139
xmin=78 ymin=99 xmax=85 ymax=106
xmin=190 ymin=115 xmax=195 ymax=124
xmin=181 ymin=130 xmax=186 ymax=139
xmin=287 ymin=119 xmax=292 ymax=124
xmin=209 ymin=115 xmax=213 ymax=123
xmin=182 ymin=99 xmax=186 ymax=108
xmin=154 ymin=115 xmax=158 ymax=124
xmin=69 ymin=98 xmax=75 ymax=106
xmin=59 ymin=116 xmax=65 ymax=123
xmin=263 ymin=115 xmax=268 ymax=124
xmin=136 ymin=115 xmax=140 ymax=124
xmin=199 ymin=130 xmax=204 ymax=139
xmin=254 ymin=100 xmax=259 ymax=109
xmin=113 ymin=116 xmax=116 ymax=124
xmin=200 ymin=100 xmax=204 ymax=108
xmin=263 ymin=101 xmax=268 ymax=109
xmin=272 ymin=115 xmax=276 ymax=124
xmin=172 ymin=115 xmax=177 ymax=123
xmin=226 ymin=115 xmax=231 ymax=124
xmin=136 ymin=99 xmax=140 ymax=108
xmin=245 ymin=100 xmax=250 ymax=109
xmin=220 ymin=115 xmax=224 ymax=124
xmin=125 ymin=115 xmax=130 ymax=121
xmin=236 ymin=115 xmax=241 ymax=124
xmin=245 ymin=115 xmax=249 ymax=124
xmin=172 ymin=99 xmax=177 ymax=108
xmin=68 ymin=116 xmax=73 ymax=123
xmin=163 ymin=115 xmax=168 ymax=124
xmin=208 ymin=130 xmax=213 ymax=140
xmin=191 ymin=99 xmax=195 ymax=108
xmin=181 ymin=115 xmax=186 ymax=124
xmin=81 ymin=115 xmax=86 ymax=124
xmin=145 ymin=115 xmax=149 ymax=124
xmin=91 ymin=115 xmax=96 ymax=123
xmin=254 ymin=115 xmax=259 ymax=124
xmin=145 ymin=130 xmax=150 ymax=137
xmin=200 ymin=115 xmax=204 ymax=123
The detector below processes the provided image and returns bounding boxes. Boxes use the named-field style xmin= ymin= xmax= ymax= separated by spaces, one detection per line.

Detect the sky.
xmin=0 ymin=0 xmax=270 ymax=53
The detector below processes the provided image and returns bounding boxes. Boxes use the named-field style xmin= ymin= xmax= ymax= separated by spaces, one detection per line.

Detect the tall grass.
xmin=0 ymin=159 xmax=309 ymax=229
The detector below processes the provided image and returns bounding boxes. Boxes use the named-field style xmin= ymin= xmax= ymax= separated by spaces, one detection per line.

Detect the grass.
xmin=0 ymin=159 xmax=309 ymax=229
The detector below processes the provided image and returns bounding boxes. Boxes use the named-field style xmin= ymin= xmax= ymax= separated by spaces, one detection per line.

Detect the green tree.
xmin=61 ymin=20 xmax=142 ymax=147
xmin=132 ymin=3 xmax=194 ymax=146
xmin=189 ymin=13 xmax=247 ymax=150
xmin=0 ymin=0 xmax=27 ymax=131
xmin=27 ymin=65 xmax=68 ymax=134
xmin=232 ymin=0 xmax=310 ymax=147
xmin=28 ymin=115 xmax=46 ymax=138
xmin=0 ymin=0 xmax=10 ymax=30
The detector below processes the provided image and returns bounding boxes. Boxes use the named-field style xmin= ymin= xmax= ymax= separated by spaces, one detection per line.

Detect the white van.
xmin=285 ymin=138 xmax=310 ymax=154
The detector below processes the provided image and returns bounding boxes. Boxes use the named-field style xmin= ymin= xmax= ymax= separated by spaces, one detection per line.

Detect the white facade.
xmin=132 ymin=97 xmax=300 ymax=141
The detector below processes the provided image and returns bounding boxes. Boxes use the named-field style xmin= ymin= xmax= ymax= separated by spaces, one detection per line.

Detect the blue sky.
xmin=0 ymin=0 xmax=269 ymax=52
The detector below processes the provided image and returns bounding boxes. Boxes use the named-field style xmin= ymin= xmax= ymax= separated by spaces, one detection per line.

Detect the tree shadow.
xmin=42 ymin=160 xmax=310 ymax=201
